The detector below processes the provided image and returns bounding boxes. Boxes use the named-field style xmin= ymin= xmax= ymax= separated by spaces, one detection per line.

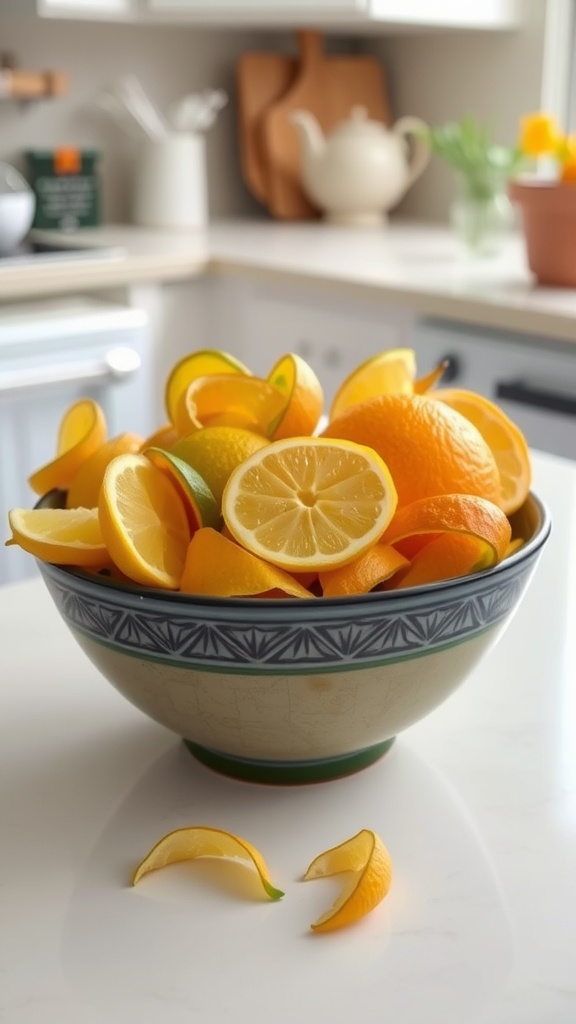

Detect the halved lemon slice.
xmin=164 ymin=349 xmax=251 ymax=425
xmin=319 ymin=542 xmax=408 ymax=597
xmin=382 ymin=493 xmax=512 ymax=567
xmin=6 ymin=507 xmax=109 ymax=567
xmin=329 ymin=348 xmax=416 ymax=421
xmin=180 ymin=527 xmax=314 ymax=598
xmin=267 ymin=352 xmax=324 ymax=439
xmin=303 ymin=829 xmax=393 ymax=933
xmin=144 ymin=447 xmax=221 ymax=532
xmin=66 ymin=432 xmax=144 ymax=509
xmin=432 ymin=388 xmax=532 ymax=515
xmin=175 ymin=374 xmax=286 ymax=438
xmin=28 ymin=398 xmax=107 ymax=496
xmin=222 ymin=437 xmax=398 ymax=572
xmin=132 ymin=825 xmax=284 ymax=901
xmin=98 ymin=452 xmax=190 ymax=589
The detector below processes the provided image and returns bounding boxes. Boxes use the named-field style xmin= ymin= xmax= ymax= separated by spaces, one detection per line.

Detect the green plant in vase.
xmin=426 ymin=116 xmax=526 ymax=253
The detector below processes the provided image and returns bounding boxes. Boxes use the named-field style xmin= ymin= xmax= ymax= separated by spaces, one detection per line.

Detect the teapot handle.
xmin=392 ymin=116 xmax=430 ymax=194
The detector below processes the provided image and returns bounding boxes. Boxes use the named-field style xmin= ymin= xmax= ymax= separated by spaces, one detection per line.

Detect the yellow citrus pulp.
xmin=329 ymin=348 xmax=417 ymax=421
xmin=98 ymin=452 xmax=190 ymax=589
xmin=143 ymin=447 xmax=220 ymax=532
xmin=322 ymin=393 xmax=501 ymax=508
xmin=267 ymin=352 xmax=324 ymax=439
xmin=174 ymin=373 xmax=286 ymax=437
xmin=222 ymin=436 xmax=398 ymax=572
xmin=7 ymin=345 xmax=532 ymax=595
xmin=28 ymin=398 xmax=107 ymax=496
xmin=180 ymin=527 xmax=313 ymax=598
xmin=132 ymin=825 xmax=284 ymax=900
xmin=164 ymin=348 xmax=251 ymax=425
xmin=432 ymin=388 xmax=532 ymax=514
xmin=303 ymin=828 xmax=393 ymax=932
xmin=170 ymin=425 xmax=269 ymax=506
xmin=6 ymin=507 xmax=109 ymax=567
xmin=382 ymin=493 xmax=511 ymax=573
xmin=319 ymin=542 xmax=408 ymax=597
xmin=66 ymin=432 xmax=144 ymax=509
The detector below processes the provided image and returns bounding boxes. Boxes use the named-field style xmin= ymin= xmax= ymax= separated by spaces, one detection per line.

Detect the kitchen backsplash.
xmin=0 ymin=18 xmax=291 ymax=223
xmin=0 ymin=3 xmax=548 ymax=227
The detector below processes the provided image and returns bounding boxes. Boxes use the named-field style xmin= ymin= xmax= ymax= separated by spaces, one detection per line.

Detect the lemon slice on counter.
xmin=132 ymin=825 xmax=284 ymax=901
xmin=303 ymin=829 xmax=393 ymax=933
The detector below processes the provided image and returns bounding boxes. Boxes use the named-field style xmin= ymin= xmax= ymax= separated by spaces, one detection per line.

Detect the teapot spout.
xmin=290 ymin=109 xmax=325 ymax=161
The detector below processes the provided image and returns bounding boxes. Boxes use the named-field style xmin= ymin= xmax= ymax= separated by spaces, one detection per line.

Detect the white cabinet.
xmin=27 ymin=0 xmax=520 ymax=28
xmin=33 ymin=0 xmax=132 ymax=18
xmin=206 ymin=276 xmax=415 ymax=406
xmin=144 ymin=0 xmax=519 ymax=28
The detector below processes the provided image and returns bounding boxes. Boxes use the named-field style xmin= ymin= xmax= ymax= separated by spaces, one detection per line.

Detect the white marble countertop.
xmin=2 ymin=220 xmax=576 ymax=344
xmin=1 ymin=448 xmax=575 ymax=1023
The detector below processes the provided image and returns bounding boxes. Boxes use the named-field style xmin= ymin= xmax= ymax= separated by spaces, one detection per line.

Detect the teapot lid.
xmin=332 ymin=105 xmax=387 ymax=139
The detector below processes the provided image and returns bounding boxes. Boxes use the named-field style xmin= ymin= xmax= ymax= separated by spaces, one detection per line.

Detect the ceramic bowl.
xmin=35 ymin=492 xmax=550 ymax=784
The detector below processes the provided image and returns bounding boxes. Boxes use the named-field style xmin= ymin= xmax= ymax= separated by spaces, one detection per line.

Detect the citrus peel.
xmin=132 ymin=825 xmax=284 ymax=900
xmin=303 ymin=828 xmax=392 ymax=932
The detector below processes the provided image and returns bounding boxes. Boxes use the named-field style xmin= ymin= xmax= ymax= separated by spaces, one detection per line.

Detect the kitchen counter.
xmin=1 ymin=448 xmax=575 ymax=1024
xmin=2 ymin=220 xmax=576 ymax=343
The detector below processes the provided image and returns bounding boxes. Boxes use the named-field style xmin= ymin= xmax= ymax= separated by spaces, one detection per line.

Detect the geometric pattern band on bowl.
xmin=41 ymin=557 xmax=535 ymax=674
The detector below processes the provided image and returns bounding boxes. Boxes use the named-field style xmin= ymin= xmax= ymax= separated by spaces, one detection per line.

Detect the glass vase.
xmin=450 ymin=178 xmax=515 ymax=256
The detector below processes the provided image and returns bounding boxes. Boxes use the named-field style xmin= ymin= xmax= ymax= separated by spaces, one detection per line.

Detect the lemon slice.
xmin=98 ymin=453 xmax=190 ymax=589
xmin=170 ymin=426 xmax=269 ymax=505
xmin=303 ymin=829 xmax=393 ymax=932
xmin=28 ymin=398 xmax=107 ymax=496
xmin=144 ymin=447 xmax=221 ymax=531
xmin=66 ymin=432 xmax=144 ymax=509
xmin=319 ymin=542 xmax=408 ymax=597
xmin=175 ymin=374 xmax=286 ymax=437
xmin=267 ymin=352 xmax=324 ymax=439
xmin=6 ymin=507 xmax=109 ymax=567
xmin=432 ymin=388 xmax=532 ymax=514
xmin=180 ymin=527 xmax=314 ymax=598
xmin=164 ymin=349 xmax=251 ymax=425
xmin=222 ymin=437 xmax=398 ymax=573
xmin=329 ymin=348 xmax=416 ymax=421
xmin=382 ymin=492 xmax=512 ymax=566
xmin=132 ymin=825 xmax=284 ymax=900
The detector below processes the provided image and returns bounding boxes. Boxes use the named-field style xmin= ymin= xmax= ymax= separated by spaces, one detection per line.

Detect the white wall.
xmin=0 ymin=17 xmax=293 ymax=222
xmin=0 ymin=7 xmax=549 ymax=226
xmin=367 ymin=0 xmax=549 ymax=222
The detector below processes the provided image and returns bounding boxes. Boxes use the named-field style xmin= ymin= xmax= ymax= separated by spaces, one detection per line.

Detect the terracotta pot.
xmin=509 ymin=179 xmax=576 ymax=287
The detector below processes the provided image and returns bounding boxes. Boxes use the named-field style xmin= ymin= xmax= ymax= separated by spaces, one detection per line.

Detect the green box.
xmin=25 ymin=149 xmax=101 ymax=230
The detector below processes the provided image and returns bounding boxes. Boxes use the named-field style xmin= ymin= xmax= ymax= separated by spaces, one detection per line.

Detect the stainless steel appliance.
xmin=0 ymin=295 xmax=153 ymax=585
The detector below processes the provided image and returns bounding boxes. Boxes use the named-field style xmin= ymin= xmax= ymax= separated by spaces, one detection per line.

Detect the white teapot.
xmin=291 ymin=105 xmax=430 ymax=227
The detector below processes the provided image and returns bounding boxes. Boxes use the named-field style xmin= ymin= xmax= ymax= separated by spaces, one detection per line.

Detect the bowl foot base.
xmin=183 ymin=738 xmax=395 ymax=784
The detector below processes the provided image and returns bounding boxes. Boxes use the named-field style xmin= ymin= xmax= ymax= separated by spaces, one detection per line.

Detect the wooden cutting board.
xmin=236 ymin=51 xmax=297 ymax=205
xmin=260 ymin=31 xmax=390 ymax=221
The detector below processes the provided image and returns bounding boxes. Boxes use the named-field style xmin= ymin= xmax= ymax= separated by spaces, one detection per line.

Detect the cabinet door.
xmin=37 ymin=0 xmax=131 ymax=16
xmin=147 ymin=0 xmax=367 ymax=12
xmin=211 ymin=278 xmax=415 ymax=409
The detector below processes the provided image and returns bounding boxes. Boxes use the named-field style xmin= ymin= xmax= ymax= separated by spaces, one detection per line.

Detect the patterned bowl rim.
xmin=35 ymin=490 xmax=551 ymax=613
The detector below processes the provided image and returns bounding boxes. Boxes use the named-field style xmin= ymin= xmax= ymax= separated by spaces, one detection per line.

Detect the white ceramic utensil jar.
xmin=132 ymin=133 xmax=208 ymax=229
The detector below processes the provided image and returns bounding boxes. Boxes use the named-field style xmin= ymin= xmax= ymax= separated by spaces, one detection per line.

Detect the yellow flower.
xmin=519 ymin=113 xmax=561 ymax=157
xmin=560 ymin=135 xmax=576 ymax=182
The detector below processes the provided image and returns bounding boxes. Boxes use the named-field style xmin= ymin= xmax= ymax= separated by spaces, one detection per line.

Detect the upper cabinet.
xmin=33 ymin=0 xmax=521 ymax=30
xmin=37 ymin=0 xmax=132 ymax=17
